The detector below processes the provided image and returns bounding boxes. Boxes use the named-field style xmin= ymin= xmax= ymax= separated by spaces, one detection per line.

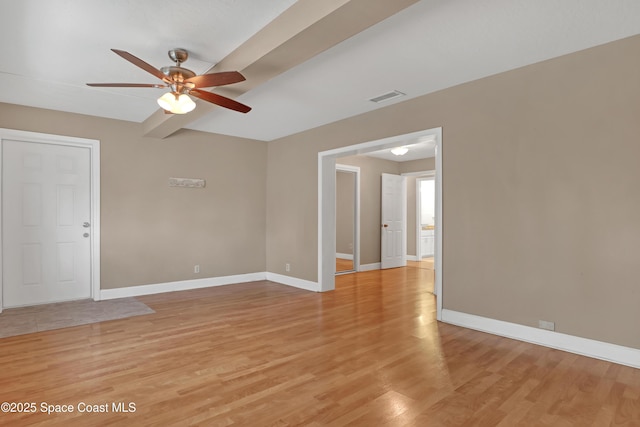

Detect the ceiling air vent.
xmin=369 ymin=90 xmax=405 ymax=103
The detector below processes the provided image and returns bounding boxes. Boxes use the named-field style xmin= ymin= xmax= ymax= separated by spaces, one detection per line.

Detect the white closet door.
xmin=2 ymin=139 xmax=91 ymax=307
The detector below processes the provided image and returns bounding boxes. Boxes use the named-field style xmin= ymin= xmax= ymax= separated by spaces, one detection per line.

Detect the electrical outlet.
xmin=194 ymin=265 xmax=200 ymax=274
xmin=285 ymin=263 xmax=290 ymax=272
xmin=538 ymin=320 xmax=555 ymax=331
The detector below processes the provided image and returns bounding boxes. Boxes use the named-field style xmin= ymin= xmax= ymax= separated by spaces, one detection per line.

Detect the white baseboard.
xmin=266 ymin=272 xmax=319 ymax=292
xmin=406 ymin=255 xmax=418 ymax=261
xmin=100 ymin=272 xmax=267 ymax=300
xmin=336 ymin=253 xmax=354 ymax=260
xmin=359 ymin=262 xmax=381 ymax=271
xmin=100 ymin=271 xmax=320 ymax=300
xmin=441 ymin=309 xmax=640 ymax=369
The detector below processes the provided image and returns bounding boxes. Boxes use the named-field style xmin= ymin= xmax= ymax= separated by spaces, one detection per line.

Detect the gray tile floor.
xmin=0 ymin=298 xmax=154 ymax=339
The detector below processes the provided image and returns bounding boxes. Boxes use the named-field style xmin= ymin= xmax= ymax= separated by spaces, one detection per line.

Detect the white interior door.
xmin=381 ymin=173 xmax=406 ymax=269
xmin=2 ymin=139 xmax=92 ymax=307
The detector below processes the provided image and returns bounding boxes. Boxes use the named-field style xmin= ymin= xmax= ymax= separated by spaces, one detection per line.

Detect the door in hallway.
xmin=381 ymin=173 xmax=406 ymax=269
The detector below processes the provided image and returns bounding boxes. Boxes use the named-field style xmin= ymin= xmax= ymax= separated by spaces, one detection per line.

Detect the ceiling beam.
xmin=142 ymin=0 xmax=419 ymax=139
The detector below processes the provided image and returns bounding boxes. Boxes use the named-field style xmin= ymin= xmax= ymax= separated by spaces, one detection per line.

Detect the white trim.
xmin=442 ymin=309 xmax=640 ymax=369
xmin=101 ymin=272 xmax=268 ymax=299
xmin=0 ymin=128 xmax=101 ymax=312
xmin=100 ymin=272 xmax=319 ymax=300
xmin=402 ymin=170 xmax=436 ymax=178
xmin=336 ymin=163 xmax=360 ymax=272
xmin=434 ymin=129 xmax=443 ymax=318
xmin=416 ymin=177 xmax=422 ymax=260
xmin=406 ymin=255 xmax=418 ymax=261
xmin=266 ymin=272 xmax=319 ymax=292
xmin=336 ymin=253 xmax=354 ymax=260
xmin=359 ymin=262 xmax=381 ymax=271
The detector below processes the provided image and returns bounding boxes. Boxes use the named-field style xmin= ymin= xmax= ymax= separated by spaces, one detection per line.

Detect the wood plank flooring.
xmin=0 ymin=266 xmax=639 ymax=426
xmin=335 ymin=258 xmax=354 ymax=273
xmin=407 ymin=257 xmax=434 ymax=271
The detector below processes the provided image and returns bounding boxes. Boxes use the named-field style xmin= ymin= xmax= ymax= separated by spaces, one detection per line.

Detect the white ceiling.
xmin=0 ymin=0 xmax=296 ymax=122
xmin=2 ymin=0 xmax=640 ymax=142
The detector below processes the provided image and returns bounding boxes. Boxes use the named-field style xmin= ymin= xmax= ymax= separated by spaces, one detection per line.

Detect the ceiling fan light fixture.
xmin=157 ymin=92 xmax=196 ymax=114
xmin=89 ymin=49 xmax=250 ymax=113
xmin=391 ymin=146 xmax=409 ymax=156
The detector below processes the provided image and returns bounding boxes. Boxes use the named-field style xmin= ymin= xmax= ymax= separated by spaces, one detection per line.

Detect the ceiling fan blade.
xmin=190 ymin=89 xmax=251 ymax=113
xmin=185 ymin=71 xmax=246 ymax=88
xmin=87 ymin=83 xmax=165 ymax=88
xmin=111 ymin=49 xmax=167 ymax=81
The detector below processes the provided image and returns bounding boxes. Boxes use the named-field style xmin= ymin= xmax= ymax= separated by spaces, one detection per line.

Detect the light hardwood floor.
xmin=335 ymin=257 xmax=354 ymax=273
xmin=407 ymin=257 xmax=434 ymax=271
xmin=337 ymin=257 xmax=433 ymax=274
xmin=1 ymin=266 xmax=639 ymax=426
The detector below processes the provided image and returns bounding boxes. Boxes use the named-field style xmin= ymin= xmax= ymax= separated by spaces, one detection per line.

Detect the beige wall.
xmin=266 ymin=35 xmax=640 ymax=349
xmin=0 ymin=103 xmax=267 ymax=289
xmin=400 ymin=157 xmax=435 ymax=174
xmin=2 ymin=34 xmax=639 ymax=350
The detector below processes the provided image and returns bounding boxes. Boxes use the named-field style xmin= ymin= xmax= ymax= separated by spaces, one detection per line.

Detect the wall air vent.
xmin=369 ymin=90 xmax=405 ymax=103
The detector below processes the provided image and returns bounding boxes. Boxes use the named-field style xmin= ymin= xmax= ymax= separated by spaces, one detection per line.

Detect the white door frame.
xmin=0 ymin=128 xmax=101 ymax=313
xmin=336 ymin=164 xmax=360 ymax=273
xmin=318 ymin=127 xmax=443 ymax=321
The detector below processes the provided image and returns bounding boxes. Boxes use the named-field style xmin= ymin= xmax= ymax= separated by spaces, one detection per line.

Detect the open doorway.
xmin=318 ymin=127 xmax=443 ymax=321
xmin=335 ymin=164 xmax=360 ymax=274
xmin=417 ymin=176 xmax=435 ymax=260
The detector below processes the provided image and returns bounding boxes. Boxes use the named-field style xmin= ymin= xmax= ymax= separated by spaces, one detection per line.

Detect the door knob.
xmin=382 ymin=224 xmax=388 ymax=228
xmin=83 ymin=233 xmax=90 ymax=238
xmin=83 ymin=222 xmax=91 ymax=228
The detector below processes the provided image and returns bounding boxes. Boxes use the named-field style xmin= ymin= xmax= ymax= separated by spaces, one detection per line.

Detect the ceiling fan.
xmin=87 ymin=48 xmax=251 ymax=115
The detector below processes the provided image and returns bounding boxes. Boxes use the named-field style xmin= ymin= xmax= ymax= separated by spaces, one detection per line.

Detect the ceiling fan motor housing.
xmin=168 ymin=48 xmax=189 ymax=65
xmin=161 ymin=66 xmax=196 ymax=82
xmin=163 ymin=49 xmax=196 ymax=92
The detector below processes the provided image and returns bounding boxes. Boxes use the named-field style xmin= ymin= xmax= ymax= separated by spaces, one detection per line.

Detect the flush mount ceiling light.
xmin=87 ymin=48 xmax=251 ymax=114
xmin=391 ymin=146 xmax=409 ymax=156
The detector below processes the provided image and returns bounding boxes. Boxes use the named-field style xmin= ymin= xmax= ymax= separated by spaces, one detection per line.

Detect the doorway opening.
xmin=417 ymin=175 xmax=436 ymax=260
xmin=318 ymin=127 xmax=442 ymax=321
xmin=335 ymin=164 xmax=360 ymax=275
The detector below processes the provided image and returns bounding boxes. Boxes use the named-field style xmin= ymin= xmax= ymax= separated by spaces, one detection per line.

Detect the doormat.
xmin=0 ymin=298 xmax=154 ymax=339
